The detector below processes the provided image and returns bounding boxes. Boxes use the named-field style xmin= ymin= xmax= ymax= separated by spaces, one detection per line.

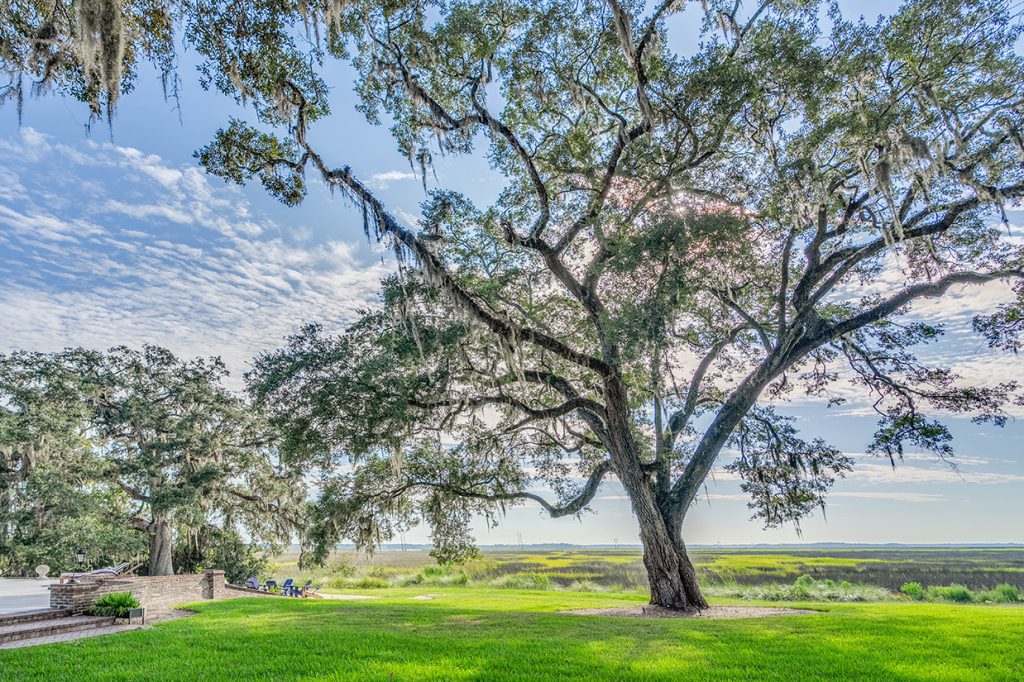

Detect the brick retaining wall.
xmin=50 ymin=570 xmax=229 ymax=614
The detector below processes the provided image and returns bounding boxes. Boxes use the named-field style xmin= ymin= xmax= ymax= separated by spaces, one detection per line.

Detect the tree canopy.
xmin=3 ymin=0 xmax=1023 ymax=608
xmin=0 ymin=346 xmax=303 ymax=578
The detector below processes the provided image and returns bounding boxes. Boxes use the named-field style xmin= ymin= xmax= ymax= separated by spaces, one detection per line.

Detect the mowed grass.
xmin=2 ymin=589 xmax=1023 ymax=681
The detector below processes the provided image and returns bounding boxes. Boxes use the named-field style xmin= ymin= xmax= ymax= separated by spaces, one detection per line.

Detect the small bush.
xmin=434 ymin=572 xmax=469 ymax=586
xmin=328 ymin=558 xmax=357 ymax=578
xmin=394 ymin=572 xmax=423 ymax=587
xmin=489 ymin=573 xmax=551 ymax=590
xmin=88 ymin=592 xmax=139 ymax=618
xmin=927 ymin=584 xmax=973 ymax=603
xmin=324 ymin=576 xmax=350 ymax=590
xmin=323 ymin=575 xmax=391 ymax=590
xmin=407 ymin=566 xmax=469 ymax=586
xmin=563 ymin=580 xmax=606 ymax=593
xmin=420 ymin=565 xmax=447 ymax=578
xmin=900 ymin=582 xmax=926 ymax=601
xmin=705 ymin=577 xmax=891 ymax=602
xmin=977 ymin=584 xmax=1021 ymax=604
xmin=794 ymin=574 xmax=816 ymax=587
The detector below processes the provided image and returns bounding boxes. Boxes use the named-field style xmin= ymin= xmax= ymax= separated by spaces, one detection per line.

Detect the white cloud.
xmin=368 ymin=170 xmax=417 ymax=189
xmin=396 ymin=208 xmax=422 ymax=227
xmin=0 ymin=130 xmax=393 ymax=389
xmin=849 ymin=461 xmax=1024 ymax=485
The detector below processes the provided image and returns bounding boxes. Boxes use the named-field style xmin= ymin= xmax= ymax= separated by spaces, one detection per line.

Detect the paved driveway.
xmin=0 ymin=579 xmax=54 ymax=614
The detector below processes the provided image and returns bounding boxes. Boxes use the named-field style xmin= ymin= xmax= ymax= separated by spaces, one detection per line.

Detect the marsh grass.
xmin=263 ymin=547 xmax=1024 ymax=604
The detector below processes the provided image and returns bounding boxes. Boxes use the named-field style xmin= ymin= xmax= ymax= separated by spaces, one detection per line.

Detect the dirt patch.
xmin=560 ymin=605 xmax=819 ymax=619
xmin=144 ymin=607 xmax=197 ymax=623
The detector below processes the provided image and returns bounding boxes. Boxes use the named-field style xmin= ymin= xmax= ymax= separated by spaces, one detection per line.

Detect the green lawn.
xmin=2 ymin=589 xmax=1023 ymax=680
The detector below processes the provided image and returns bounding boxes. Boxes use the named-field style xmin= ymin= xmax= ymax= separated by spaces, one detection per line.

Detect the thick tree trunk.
xmin=643 ymin=528 xmax=708 ymax=606
xmin=602 ymin=376 xmax=709 ymax=611
xmin=637 ymin=512 xmax=708 ymax=611
xmin=148 ymin=514 xmax=174 ymax=576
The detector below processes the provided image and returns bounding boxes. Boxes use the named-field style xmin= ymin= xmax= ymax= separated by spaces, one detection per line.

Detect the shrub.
xmin=88 ymin=592 xmax=139 ymax=618
xmin=977 ymin=584 xmax=1021 ymax=604
xmin=394 ymin=572 xmax=423 ymax=587
xmin=420 ymin=565 xmax=447 ymax=578
xmin=352 ymin=576 xmax=390 ymax=589
xmin=705 ymin=578 xmax=891 ymax=603
xmin=328 ymin=557 xmax=357 ymax=578
xmin=434 ymin=571 xmax=469 ymax=586
xmin=563 ymin=580 xmax=606 ymax=593
xmin=900 ymin=582 xmax=926 ymax=601
xmin=324 ymin=575 xmax=391 ymax=590
xmin=927 ymin=584 xmax=974 ymax=603
xmin=489 ymin=573 xmax=551 ymax=590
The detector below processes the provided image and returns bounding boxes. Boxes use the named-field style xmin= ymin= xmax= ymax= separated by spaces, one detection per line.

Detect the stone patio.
xmin=0 ymin=579 xmax=54 ymax=615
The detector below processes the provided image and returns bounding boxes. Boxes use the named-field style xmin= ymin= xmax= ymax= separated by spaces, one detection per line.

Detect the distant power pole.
xmin=517 ymin=532 xmax=524 ymax=551
xmin=399 ymin=530 xmax=407 ymax=551
xmin=613 ymin=537 xmax=620 ymax=550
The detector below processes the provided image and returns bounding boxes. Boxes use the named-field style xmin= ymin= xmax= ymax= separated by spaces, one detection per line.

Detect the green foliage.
xmin=196 ymin=120 xmax=306 ymax=205
xmin=488 ymin=572 xmax=552 ymax=590
xmin=87 ymin=591 xmax=140 ymax=618
xmin=707 ymin=575 xmax=891 ymax=603
xmin=727 ymin=410 xmax=853 ymax=529
xmin=905 ymin=582 xmax=1020 ymax=604
xmin=327 ymin=557 xmax=357 ymax=578
xmin=0 ymin=346 xmax=302 ymax=577
xmin=977 ymin=584 xmax=1021 ymax=604
xmin=901 ymin=582 xmax=926 ymax=601
xmin=175 ymin=527 xmax=272 ymax=585
xmin=926 ymin=584 xmax=974 ymax=603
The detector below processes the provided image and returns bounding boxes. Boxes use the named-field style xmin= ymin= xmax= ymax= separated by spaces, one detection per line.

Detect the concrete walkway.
xmin=0 ymin=579 xmax=54 ymax=615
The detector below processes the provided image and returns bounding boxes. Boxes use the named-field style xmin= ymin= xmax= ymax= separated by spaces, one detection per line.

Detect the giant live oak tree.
xmin=0 ymin=349 xmax=147 ymax=575
xmin=0 ymin=347 xmax=304 ymax=576
xmin=3 ymin=0 xmax=1024 ymax=608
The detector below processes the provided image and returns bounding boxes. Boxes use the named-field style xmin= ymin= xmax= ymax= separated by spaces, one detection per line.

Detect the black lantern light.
xmin=67 ymin=548 xmax=87 ymax=584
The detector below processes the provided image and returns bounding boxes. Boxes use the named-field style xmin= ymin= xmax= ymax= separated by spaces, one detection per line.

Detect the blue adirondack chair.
xmin=265 ymin=579 xmax=279 ymax=593
xmin=296 ymin=579 xmax=322 ymax=597
xmin=245 ymin=577 xmax=261 ymax=591
xmin=280 ymin=578 xmax=296 ymax=596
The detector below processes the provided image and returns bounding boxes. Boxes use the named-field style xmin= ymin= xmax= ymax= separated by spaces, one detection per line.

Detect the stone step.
xmin=0 ymin=615 xmax=116 ymax=644
xmin=0 ymin=622 xmax=143 ymax=650
xmin=0 ymin=608 xmax=72 ymax=628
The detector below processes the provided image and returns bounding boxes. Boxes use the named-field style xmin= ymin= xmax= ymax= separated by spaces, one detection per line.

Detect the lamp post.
xmin=67 ymin=548 xmax=86 ymax=584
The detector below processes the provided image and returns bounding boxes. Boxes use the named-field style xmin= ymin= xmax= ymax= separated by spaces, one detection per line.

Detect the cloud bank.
xmin=0 ymin=128 xmax=392 ymax=386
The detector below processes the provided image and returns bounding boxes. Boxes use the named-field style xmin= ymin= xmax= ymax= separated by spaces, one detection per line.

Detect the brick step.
xmin=0 ymin=609 xmax=71 ymax=628
xmin=0 ymin=622 xmax=142 ymax=650
xmin=0 ymin=615 xmax=116 ymax=644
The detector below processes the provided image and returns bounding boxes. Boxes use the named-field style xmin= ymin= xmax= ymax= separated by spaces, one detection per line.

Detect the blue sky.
xmin=1 ymin=2 xmax=1022 ymax=546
